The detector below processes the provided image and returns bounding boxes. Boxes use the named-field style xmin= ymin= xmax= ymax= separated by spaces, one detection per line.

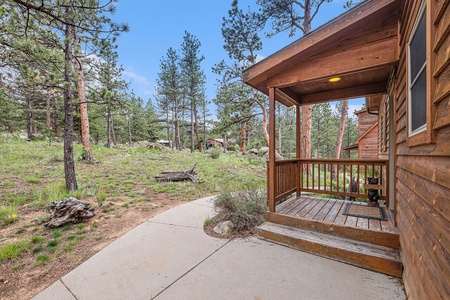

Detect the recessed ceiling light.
xmin=329 ymin=77 xmax=341 ymax=82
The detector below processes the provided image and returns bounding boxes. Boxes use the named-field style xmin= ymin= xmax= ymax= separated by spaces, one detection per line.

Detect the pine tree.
xmin=156 ymin=48 xmax=183 ymax=150
xmin=214 ymin=0 xmax=269 ymax=153
xmin=180 ymin=32 xmax=206 ymax=152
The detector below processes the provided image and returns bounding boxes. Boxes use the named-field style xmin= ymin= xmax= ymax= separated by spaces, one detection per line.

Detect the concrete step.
xmin=258 ymin=222 xmax=402 ymax=278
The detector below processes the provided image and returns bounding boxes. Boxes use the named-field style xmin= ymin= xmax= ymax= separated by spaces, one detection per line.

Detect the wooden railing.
xmin=272 ymin=159 xmax=300 ymax=202
xmin=269 ymin=159 xmax=389 ymax=212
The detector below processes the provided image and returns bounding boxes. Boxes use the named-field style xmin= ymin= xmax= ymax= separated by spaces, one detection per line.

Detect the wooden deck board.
xmin=276 ymin=195 xmax=396 ymax=234
xmin=290 ymin=196 xmax=318 ymax=217
xmin=313 ymin=198 xmax=336 ymax=221
xmin=303 ymin=197 xmax=329 ymax=219
xmin=297 ymin=197 xmax=325 ymax=218
xmin=333 ymin=200 xmax=349 ymax=225
xmin=369 ymin=219 xmax=382 ymax=231
xmin=323 ymin=200 xmax=343 ymax=223
xmin=277 ymin=196 xmax=302 ymax=214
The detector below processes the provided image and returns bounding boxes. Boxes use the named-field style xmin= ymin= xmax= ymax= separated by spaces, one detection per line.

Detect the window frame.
xmin=407 ymin=1 xmax=427 ymax=137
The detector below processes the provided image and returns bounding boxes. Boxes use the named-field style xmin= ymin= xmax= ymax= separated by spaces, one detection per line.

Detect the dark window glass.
xmin=410 ymin=12 xmax=426 ymax=79
xmin=411 ymin=69 xmax=426 ymax=132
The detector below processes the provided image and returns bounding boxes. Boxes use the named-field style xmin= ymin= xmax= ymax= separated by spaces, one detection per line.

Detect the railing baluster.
xmin=271 ymin=159 xmax=389 ymax=205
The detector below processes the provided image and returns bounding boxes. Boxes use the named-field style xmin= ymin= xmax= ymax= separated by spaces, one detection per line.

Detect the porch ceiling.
xmin=243 ymin=0 xmax=403 ymax=107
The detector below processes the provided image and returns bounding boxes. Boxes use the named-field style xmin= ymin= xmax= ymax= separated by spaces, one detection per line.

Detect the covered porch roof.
xmin=243 ymin=0 xmax=403 ymax=107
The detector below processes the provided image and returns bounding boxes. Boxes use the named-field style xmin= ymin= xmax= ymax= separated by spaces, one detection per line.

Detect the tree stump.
xmin=44 ymin=197 xmax=95 ymax=228
xmin=154 ymin=164 xmax=200 ymax=183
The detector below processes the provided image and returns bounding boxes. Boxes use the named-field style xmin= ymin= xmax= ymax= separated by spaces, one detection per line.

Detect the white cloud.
xmin=255 ymin=54 xmax=266 ymax=63
xmin=122 ymin=70 xmax=150 ymax=86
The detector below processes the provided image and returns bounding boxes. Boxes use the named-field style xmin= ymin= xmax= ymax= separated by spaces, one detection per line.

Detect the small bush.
xmin=214 ymin=187 xmax=267 ymax=232
xmin=0 ymin=205 xmax=19 ymax=225
xmin=208 ymin=146 xmax=222 ymax=159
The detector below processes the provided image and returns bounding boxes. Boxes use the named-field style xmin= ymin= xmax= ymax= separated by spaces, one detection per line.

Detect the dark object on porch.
xmin=346 ymin=177 xmax=359 ymax=200
xmin=366 ymin=177 xmax=380 ymax=206
xmin=342 ymin=203 xmax=387 ymax=221
xmin=45 ymin=197 xmax=95 ymax=228
xmin=154 ymin=164 xmax=201 ymax=183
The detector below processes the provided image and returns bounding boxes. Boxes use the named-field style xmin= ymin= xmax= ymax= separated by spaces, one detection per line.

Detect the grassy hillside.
xmin=0 ymin=136 xmax=266 ymax=299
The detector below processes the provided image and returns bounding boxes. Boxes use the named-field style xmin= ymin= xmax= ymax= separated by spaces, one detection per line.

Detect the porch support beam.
xmin=275 ymin=87 xmax=301 ymax=107
xmin=296 ymin=104 xmax=301 ymax=197
xmin=268 ymin=87 xmax=276 ymax=212
xmin=266 ymin=36 xmax=399 ymax=89
xmin=298 ymin=82 xmax=388 ymax=105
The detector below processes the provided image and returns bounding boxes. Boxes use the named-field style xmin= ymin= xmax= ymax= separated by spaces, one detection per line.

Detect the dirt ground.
xmin=0 ymin=193 xmax=184 ymax=300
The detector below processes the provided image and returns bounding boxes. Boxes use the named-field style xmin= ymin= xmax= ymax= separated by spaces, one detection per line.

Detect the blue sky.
xmin=113 ymin=0 xmax=364 ymax=116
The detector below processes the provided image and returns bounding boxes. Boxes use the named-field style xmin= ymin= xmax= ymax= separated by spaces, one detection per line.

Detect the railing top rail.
xmin=271 ymin=158 xmax=301 ymax=163
xmin=297 ymin=158 xmax=389 ymax=164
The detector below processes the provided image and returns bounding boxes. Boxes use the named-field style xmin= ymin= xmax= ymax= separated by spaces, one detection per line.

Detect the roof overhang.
xmin=243 ymin=0 xmax=403 ymax=106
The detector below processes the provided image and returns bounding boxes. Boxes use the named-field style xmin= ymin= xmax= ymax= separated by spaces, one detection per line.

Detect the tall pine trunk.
xmin=106 ymin=109 xmax=112 ymax=148
xmin=75 ymin=38 xmax=93 ymax=161
xmin=27 ymin=97 xmax=33 ymax=139
xmin=300 ymin=3 xmax=313 ymax=160
xmin=190 ymin=100 xmax=194 ymax=152
xmin=332 ymin=100 xmax=349 ymax=179
xmin=239 ymin=121 xmax=246 ymax=152
xmin=194 ymin=105 xmax=202 ymax=152
xmin=166 ymin=110 xmax=170 ymax=147
xmin=111 ymin=116 xmax=116 ymax=145
xmin=174 ymin=101 xmax=181 ymax=150
xmin=127 ymin=112 xmax=132 ymax=144
xmin=63 ymin=20 xmax=78 ymax=191
xmin=46 ymin=92 xmax=51 ymax=132
xmin=54 ymin=101 xmax=61 ymax=135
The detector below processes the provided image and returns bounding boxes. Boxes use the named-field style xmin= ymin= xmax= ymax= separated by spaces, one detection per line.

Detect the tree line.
xmin=0 ymin=0 xmax=359 ymax=191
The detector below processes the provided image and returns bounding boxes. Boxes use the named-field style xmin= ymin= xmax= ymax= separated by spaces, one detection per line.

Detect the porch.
xmin=275 ymin=195 xmax=396 ymax=234
xmin=258 ymin=159 xmax=402 ymax=278
xmin=242 ymin=0 xmax=403 ymax=278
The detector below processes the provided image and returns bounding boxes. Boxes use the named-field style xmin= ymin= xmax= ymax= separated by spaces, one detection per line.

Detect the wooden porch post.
xmin=296 ymin=104 xmax=301 ymax=197
xmin=268 ymin=87 xmax=276 ymax=212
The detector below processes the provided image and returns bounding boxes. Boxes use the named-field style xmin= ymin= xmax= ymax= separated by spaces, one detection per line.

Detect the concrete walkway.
xmin=33 ymin=196 xmax=405 ymax=300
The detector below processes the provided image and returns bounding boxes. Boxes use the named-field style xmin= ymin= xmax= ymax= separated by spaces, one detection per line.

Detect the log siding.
xmin=395 ymin=0 xmax=450 ymax=298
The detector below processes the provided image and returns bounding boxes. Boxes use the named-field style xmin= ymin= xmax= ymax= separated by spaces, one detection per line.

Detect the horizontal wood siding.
xmin=358 ymin=126 xmax=379 ymax=159
xmin=395 ymin=0 xmax=450 ymax=299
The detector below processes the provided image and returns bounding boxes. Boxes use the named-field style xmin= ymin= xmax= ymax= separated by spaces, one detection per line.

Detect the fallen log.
xmin=44 ymin=197 xmax=95 ymax=228
xmin=154 ymin=164 xmax=200 ymax=183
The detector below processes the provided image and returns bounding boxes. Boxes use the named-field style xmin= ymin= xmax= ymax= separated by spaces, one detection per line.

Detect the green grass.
xmin=0 ymin=240 xmax=30 ymax=262
xmin=30 ymin=182 xmax=68 ymax=208
xmin=0 ymin=139 xmax=268 ymax=272
xmin=25 ymin=176 xmax=42 ymax=184
xmin=47 ymin=239 xmax=58 ymax=247
xmin=32 ymin=246 xmax=43 ymax=253
xmin=0 ymin=205 xmax=19 ymax=225
xmin=203 ymin=218 xmax=213 ymax=226
xmin=63 ymin=241 xmax=76 ymax=252
xmin=52 ymin=229 xmax=62 ymax=238
xmin=35 ymin=254 xmax=49 ymax=264
xmin=31 ymin=236 xmax=44 ymax=244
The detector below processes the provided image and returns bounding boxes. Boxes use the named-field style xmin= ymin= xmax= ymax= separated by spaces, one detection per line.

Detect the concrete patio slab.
xmin=156 ymin=237 xmax=405 ymax=300
xmin=33 ymin=196 xmax=405 ymax=300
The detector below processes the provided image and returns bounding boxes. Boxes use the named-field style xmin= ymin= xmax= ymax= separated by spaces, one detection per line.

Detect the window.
xmin=408 ymin=3 xmax=427 ymax=136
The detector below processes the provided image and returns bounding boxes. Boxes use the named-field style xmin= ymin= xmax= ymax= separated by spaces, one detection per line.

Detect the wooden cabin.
xmin=207 ymin=138 xmax=226 ymax=149
xmin=343 ymin=109 xmax=379 ymax=159
xmin=243 ymin=0 xmax=450 ymax=299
